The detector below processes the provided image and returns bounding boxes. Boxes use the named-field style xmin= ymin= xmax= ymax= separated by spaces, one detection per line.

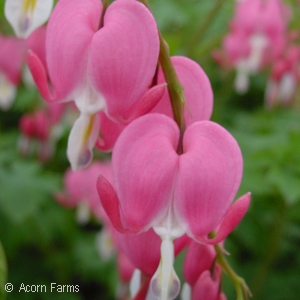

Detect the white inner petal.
xmin=95 ymin=229 xmax=115 ymax=261
xmin=0 ymin=72 xmax=16 ymax=110
xmin=5 ymin=0 xmax=54 ymax=38
xmin=278 ymin=72 xmax=296 ymax=103
xmin=75 ymin=82 xmax=106 ymax=115
xmin=67 ymin=113 xmax=100 ymax=170
xmin=181 ymin=283 xmax=192 ymax=300
xmin=130 ymin=269 xmax=142 ymax=298
xmin=76 ymin=201 xmax=91 ymax=225
xmin=248 ymin=33 xmax=268 ymax=73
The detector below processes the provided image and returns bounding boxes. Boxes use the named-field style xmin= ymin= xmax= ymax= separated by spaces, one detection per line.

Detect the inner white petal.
xmin=0 ymin=72 xmax=16 ymax=110
xmin=5 ymin=0 xmax=54 ymax=38
xmin=75 ymin=82 xmax=106 ymax=115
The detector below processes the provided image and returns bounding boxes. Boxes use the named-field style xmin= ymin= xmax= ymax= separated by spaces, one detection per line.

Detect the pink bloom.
xmin=265 ymin=44 xmax=300 ymax=109
xmin=18 ymin=103 xmax=65 ymax=161
xmin=56 ymin=161 xmax=112 ymax=224
xmin=151 ymin=56 xmax=213 ymax=125
xmin=182 ymin=241 xmax=226 ymax=300
xmin=28 ymin=0 xmax=163 ymax=170
xmin=97 ymin=113 xmax=250 ymax=299
xmin=222 ymin=0 xmax=290 ymax=93
xmin=0 ymin=35 xmax=25 ymax=110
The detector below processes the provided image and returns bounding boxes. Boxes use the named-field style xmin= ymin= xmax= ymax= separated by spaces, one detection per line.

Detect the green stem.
xmin=186 ymin=0 xmax=224 ymax=57
xmin=139 ymin=0 xmax=186 ymax=142
xmin=99 ymin=0 xmax=109 ymax=29
xmin=214 ymin=243 xmax=251 ymax=300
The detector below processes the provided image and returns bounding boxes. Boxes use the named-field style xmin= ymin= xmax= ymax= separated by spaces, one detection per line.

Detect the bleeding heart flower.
xmin=221 ymin=0 xmax=290 ymax=93
xmin=0 ymin=34 xmax=25 ymax=110
xmin=97 ymin=113 xmax=251 ymax=299
xmin=28 ymin=0 xmax=163 ymax=170
xmin=5 ymin=0 xmax=53 ymax=38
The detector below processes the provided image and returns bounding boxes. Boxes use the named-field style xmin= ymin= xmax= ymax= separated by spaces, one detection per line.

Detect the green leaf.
xmin=0 ymin=160 xmax=60 ymax=223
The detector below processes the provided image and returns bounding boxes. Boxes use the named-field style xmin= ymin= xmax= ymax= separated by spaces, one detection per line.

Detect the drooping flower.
xmin=97 ymin=113 xmax=251 ymax=299
xmin=182 ymin=241 xmax=227 ymax=300
xmin=28 ymin=0 xmax=163 ymax=170
xmin=219 ymin=0 xmax=291 ymax=93
xmin=55 ymin=160 xmax=112 ymax=224
xmin=4 ymin=0 xmax=53 ymax=38
xmin=0 ymin=35 xmax=25 ymax=110
xmin=18 ymin=103 xmax=65 ymax=161
xmin=265 ymin=43 xmax=300 ymax=109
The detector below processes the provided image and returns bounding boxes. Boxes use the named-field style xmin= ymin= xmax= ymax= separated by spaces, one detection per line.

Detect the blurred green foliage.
xmin=1 ymin=0 xmax=300 ymax=299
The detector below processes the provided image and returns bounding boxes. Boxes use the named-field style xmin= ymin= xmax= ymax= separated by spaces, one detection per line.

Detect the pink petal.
xmin=45 ymin=0 xmax=102 ymax=101
xmin=122 ymin=83 xmax=166 ymax=123
xmin=201 ymin=193 xmax=251 ymax=244
xmin=116 ymin=229 xmax=162 ymax=276
xmin=174 ymin=121 xmax=243 ymax=240
xmin=152 ymin=56 xmax=213 ymax=125
xmin=0 ymin=35 xmax=25 ymax=84
xmin=25 ymin=27 xmax=47 ymax=70
xmin=89 ymin=0 xmax=159 ymax=122
xmin=117 ymin=251 xmax=135 ymax=283
xmin=27 ymin=51 xmax=54 ymax=102
xmin=95 ymin=111 xmax=126 ymax=152
xmin=183 ymin=242 xmax=215 ymax=287
xmin=112 ymin=114 xmax=179 ymax=232
xmin=192 ymin=266 xmax=222 ymax=300
xmin=97 ymin=175 xmax=131 ymax=234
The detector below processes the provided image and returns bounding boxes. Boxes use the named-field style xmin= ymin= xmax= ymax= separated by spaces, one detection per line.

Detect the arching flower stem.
xmin=99 ymin=0 xmax=108 ymax=29
xmin=211 ymin=234 xmax=252 ymax=300
xmin=139 ymin=0 xmax=186 ymax=152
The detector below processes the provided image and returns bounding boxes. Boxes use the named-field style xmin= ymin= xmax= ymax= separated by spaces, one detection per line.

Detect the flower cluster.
xmin=213 ymin=0 xmax=300 ymax=108
xmin=3 ymin=0 xmax=251 ymax=299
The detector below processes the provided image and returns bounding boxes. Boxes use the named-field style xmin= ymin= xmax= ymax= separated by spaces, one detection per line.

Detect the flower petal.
xmin=45 ymin=0 xmax=101 ymax=101
xmin=152 ymin=56 xmax=213 ymax=125
xmin=90 ymin=0 xmax=159 ymax=122
xmin=200 ymin=193 xmax=251 ymax=244
xmin=174 ymin=121 xmax=243 ymax=240
xmin=96 ymin=111 xmax=126 ymax=152
xmin=67 ymin=113 xmax=99 ymax=170
xmin=5 ymin=0 xmax=53 ymax=38
xmin=112 ymin=113 xmax=179 ymax=232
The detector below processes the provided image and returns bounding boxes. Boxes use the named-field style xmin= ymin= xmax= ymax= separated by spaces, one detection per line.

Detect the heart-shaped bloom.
xmin=28 ymin=0 xmax=162 ymax=170
xmin=182 ymin=241 xmax=227 ymax=300
xmin=55 ymin=161 xmax=112 ymax=224
xmin=5 ymin=0 xmax=53 ymax=38
xmin=221 ymin=0 xmax=290 ymax=93
xmin=97 ymin=113 xmax=251 ymax=299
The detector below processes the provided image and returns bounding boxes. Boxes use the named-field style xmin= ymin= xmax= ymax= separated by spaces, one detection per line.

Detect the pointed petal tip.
xmin=27 ymin=50 xmax=55 ymax=102
xmin=194 ymin=192 xmax=251 ymax=245
xmin=97 ymin=175 xmax=134 ymax=234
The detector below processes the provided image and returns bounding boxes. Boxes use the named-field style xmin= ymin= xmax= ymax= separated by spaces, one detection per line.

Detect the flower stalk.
xmin=214 ymin=242 xmax=252 ymax=300
xmin=139 ymin=0 xmax=187 ymax=144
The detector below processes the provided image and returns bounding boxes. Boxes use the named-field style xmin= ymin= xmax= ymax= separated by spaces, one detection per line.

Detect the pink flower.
xmin=18 ymin=103 xmax=65 ymax=161
xmin=222 ymin=0 xmax=290 ymax=93
xmin=265 ymin=44 xmax=300 ymax=109
xmin=182 ymin=241 xmax=226 ymax=300
xmin=151 ymin=56 xmax=213 ymax=125
xmin=0 ymin=34 xmax=25 ymax=110
xmin=55 ymin=161 xmax=112 ymax=224
xmin=28 ymin=0 xmax=163 ymax=170
xmin=97 ymin=113 xmax=250 ymax=299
